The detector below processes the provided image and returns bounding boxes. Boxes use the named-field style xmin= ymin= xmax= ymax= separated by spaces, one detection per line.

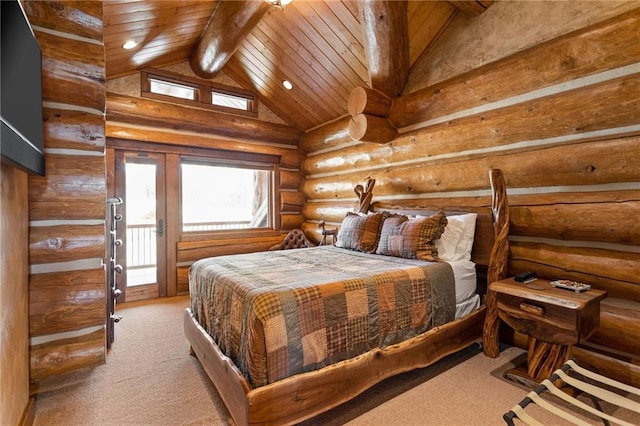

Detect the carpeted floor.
xmin=32 ymin=296 xmax=638 ymax=425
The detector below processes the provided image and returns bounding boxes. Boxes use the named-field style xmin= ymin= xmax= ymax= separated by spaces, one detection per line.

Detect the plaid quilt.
xmin=189 ymin=245 xmax=455 ymax=389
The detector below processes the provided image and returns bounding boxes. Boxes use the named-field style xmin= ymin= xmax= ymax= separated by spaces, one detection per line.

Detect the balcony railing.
xmin=126 ymin=221 xmax=251 ymax=269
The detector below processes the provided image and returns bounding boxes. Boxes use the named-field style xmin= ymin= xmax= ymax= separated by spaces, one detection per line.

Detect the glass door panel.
xmin=125 ymin=162 xmax=157 ymax=287
xmin=115 ymin=152 xmax=166 ymax=303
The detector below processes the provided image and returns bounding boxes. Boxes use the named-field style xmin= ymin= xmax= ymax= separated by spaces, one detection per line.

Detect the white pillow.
xmin=434 ymin=217 xmax=464 ymax=261
xmin=436 ymin=213 xmax=477 ymax=261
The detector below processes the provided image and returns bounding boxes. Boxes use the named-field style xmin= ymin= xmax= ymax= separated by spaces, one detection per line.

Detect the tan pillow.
xmin=335 ymin=212 xmax=387 ymax=253
xmin=376 ymin=211 xmax=448 ymax=261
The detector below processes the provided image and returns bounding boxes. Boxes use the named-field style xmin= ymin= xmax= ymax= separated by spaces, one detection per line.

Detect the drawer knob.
xmin=519 ymin=302 xmax=544 ymax=315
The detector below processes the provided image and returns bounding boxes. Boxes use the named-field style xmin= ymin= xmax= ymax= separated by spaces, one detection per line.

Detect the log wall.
xmin=24 ymin=0 xmax=107 ymax=390
xmin=300 ymin=7 xmax=640 ymax=360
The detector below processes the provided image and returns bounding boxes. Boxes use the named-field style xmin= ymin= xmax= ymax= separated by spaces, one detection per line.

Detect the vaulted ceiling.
xmin=104 ymin=1 xmax=487 ymax=131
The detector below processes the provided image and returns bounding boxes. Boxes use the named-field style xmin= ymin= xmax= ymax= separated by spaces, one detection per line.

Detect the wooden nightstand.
xmin=483 ymin=277 xmax=606 ymax=385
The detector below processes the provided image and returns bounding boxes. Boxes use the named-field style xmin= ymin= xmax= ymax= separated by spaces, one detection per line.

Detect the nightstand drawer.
xmin=496 ymin=292 xmax=581 ymax=344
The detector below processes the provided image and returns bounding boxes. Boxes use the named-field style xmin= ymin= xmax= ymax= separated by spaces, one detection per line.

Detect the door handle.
xmin=156 ymin=219 xmax=164 ymax=236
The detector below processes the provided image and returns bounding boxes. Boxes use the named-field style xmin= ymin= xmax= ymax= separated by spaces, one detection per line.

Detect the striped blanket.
xmin=189 ymin=245 xmax=455 ymax=388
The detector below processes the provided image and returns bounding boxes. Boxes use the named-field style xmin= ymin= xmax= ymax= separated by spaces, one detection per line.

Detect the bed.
xmin=184 ymin=169 xmax=510 ymax=425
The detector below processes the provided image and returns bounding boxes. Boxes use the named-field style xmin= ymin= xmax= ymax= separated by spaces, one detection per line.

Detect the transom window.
xmin=141 ymin=68 xmax=257 ymax=117
xmin=149 ymin=77 xmax=196 ymax=100
xmin=180 ymin=159 xmax=272 ymax=232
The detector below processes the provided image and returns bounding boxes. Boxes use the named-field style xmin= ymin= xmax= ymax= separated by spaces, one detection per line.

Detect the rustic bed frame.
xmin=184 ymin=169 xmax=510 ymax=425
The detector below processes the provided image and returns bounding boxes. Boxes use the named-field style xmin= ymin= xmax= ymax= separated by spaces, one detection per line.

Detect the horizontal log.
xmin=305 ymin=71 xmax=640 ymax=176
xmin=279 ymin=170 xmax=303 ymax=191
xmin=301 ymin=222 xmax=325 ymax=245
xmin=190 ymin=0 xmax=270 ymax=79
xmin=300 ymin=137 xmax=640 ymax=200
xmin=106 ymin=124 xmax=304 ymax=169
xmin=360 ymin=0 xmax=408 ymax=98
xmin=280 ymin=191 xmax=305 ymax=211
xmin=588 ymin=298 xmax=640 ymax=357
xmin=348 ymin=86 xmax=392 ymax=117
xmin=507 ymin=330 xmax=640 ymax=388
xmin=299 ymin=116 xmax=353 ymax=154
xmin=348 ymin=114 xmax=397 ymax=144
xmin=390 ymin=9 xmax=640 ymax=128
xmin=43 ymin=108 xmax=105 ymax=152
xmin=509 ymin=242 xmax=640 ymax=301
xmin=36 ymin=30 xmax=105 ymax=112
xmin=507 ymin=189 xmax=640 ymax=207
xmin=28 ymin=154 xmax=106 ymax=220
xmin=107 ymin=93 xmax=303 ymax=146
xmin=573 ymin=346 xmax=640 ymax=388
xmin=29 ymin=269 xmax=105 ymax=336
xmin=30 ymin=224 xmax=105 ymax=264
xmin=30 ymin=328 xmax=105 ymax=382
xmin=301 ymin=202 xmax=357 ymax=224
xmin=24 ymin=1 xmax=103 ymax=41
xmin=510 ymin=200 xmax=640 ymax=246
xmin=280 ymin=214 xmax=304 ymax=231
xmin=177 ymin=266 xmax=189 ymax=294
xmin=177 ymin=235 xmax=284 ymax=262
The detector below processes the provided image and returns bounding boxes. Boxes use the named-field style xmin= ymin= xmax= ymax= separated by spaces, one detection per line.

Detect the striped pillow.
xmin=335 ymin=212 xmax=387 ymax=253
xmin=376 ymin=211 xmax=448 ymax=261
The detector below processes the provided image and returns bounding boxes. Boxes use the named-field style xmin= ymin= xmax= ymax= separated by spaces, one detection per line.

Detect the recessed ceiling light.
xmin=282 ymin=80 xmax=293 ymax=90
xmin=265 ymin=0 xmax=292 ymax=8
xmin=122 ymin=40 xmax=138 ymax=50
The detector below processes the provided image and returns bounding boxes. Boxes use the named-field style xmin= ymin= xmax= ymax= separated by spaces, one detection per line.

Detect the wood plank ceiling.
xmin=104 ymin=1 xmax=461 ymax=131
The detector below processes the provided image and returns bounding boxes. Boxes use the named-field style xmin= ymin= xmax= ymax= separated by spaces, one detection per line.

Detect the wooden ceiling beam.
xmin=190 ymin=0 xmax=271 ymax=79
xmin=360 ymin=0 xmax=409 ymax=98
xmin=447 ymin=1 xmax=494 ymax=18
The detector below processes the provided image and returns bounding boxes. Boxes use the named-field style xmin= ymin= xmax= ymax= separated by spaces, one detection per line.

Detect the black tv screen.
xmin=1 ymin=0 xmax=45 ymax=176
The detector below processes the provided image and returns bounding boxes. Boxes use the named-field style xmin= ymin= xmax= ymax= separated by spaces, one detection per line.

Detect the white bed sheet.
xmin=448 ymin=259 xmax=477 ymax=304
xmin=447 ymin=259 xmax=480 ymax=319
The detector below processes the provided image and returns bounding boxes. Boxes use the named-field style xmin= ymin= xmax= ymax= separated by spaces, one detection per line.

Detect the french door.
xmin=114 ymin=151 xmax=167 ymax=302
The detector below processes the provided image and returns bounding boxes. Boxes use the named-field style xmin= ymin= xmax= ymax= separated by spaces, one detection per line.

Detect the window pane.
xmin=211 ymin=91 xmax=249 ymax=111
xmin=181 ymin=163 xmax=270 ymax=232
xmin=149 ymin=78 xmax=195 ymax=100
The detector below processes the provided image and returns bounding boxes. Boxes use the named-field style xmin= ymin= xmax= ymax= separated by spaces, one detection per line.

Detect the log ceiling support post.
xmin=359 ymin=0 xmax=409 ymax=99
xmin=190 ymin=0 xmax=271 ymax=79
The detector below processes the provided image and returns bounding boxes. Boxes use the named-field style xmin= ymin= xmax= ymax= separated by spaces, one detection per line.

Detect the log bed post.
xmin=483 ymin=168 xmax=510 ymax=357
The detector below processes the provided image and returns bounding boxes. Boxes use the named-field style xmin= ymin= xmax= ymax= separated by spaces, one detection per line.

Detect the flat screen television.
xmin=1 ymin=0 xmax=45 ymax=176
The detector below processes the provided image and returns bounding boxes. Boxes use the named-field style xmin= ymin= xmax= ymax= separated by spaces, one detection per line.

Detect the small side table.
xmin=483 ymin=277 xmax=606 ymax=385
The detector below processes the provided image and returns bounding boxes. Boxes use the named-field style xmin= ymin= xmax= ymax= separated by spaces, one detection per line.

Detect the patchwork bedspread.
xmin=189 ymin=245 xmax=455 ymax=388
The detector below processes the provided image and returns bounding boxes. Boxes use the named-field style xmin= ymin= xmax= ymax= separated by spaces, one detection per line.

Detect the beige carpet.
xmin=32 ymin=296 xmax=638 ymax=425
